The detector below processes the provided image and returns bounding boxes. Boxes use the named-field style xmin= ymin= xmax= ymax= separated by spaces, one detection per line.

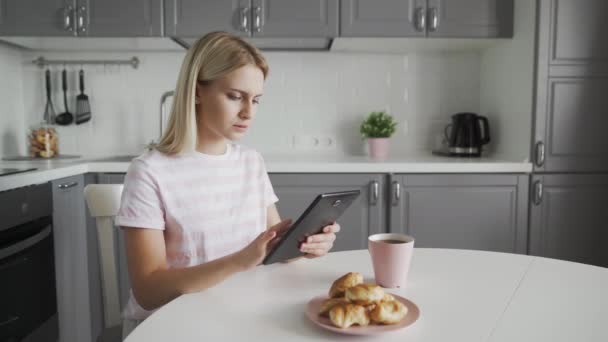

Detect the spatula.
xmin=75 ymin=69 xmax=91 ymax=125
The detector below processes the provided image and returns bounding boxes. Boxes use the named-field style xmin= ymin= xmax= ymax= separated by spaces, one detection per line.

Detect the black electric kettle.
xmin=444 ymin=113 xmax=490 ymax=157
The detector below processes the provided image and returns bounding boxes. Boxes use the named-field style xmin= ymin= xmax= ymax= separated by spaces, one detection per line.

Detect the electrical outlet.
xmin=319 ymin=136 xmax=335 ymax=148
xmin=293 ymin=135 xmax=317 ymax=149
xmin=293 ymin=135 xmax=336 ymax=150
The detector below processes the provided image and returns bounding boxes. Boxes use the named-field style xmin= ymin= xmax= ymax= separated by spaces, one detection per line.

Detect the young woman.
xmin=115 ymin=31 xmax=340 ymax=339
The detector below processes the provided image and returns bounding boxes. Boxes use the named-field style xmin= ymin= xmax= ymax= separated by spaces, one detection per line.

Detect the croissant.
xmin=382 ymin=293 xmax=395 ymax=302
xmin=370 ymin=300 xmax=408 ymax=325
xmin=329 ymin=272 xmax=363 ymax=298
xmin=345 ymin=284 xmax=385 ymax=305
xmin=329 ymin=304 xmax=370 ymax=329
xmin=318 ymin=297 xmax=350 ymax=317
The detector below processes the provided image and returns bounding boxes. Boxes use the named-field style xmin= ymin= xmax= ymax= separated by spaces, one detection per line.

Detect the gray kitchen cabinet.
xmin=78 ymin=0 xmax=162 ymax=37
xmin=340 ymin=0 xmax=426 ymax=37
xmin=389 ymin=174 xmax=529 ymax=254
xmin=340 ymin=0 xmax=512 ymax=38
xmin=0 ymin=0 xmax=162 ymax=37
xmin=98 ymin=172 xmax=531 ymax=255
xmin=270 ymin=173 xmax=386 ymax=252
xmin=164 ymin=0 xmax=338 ymax=38
xmin=0 ymin=0 xmax=73 ymax=36
xmin=425 ymin=0 xmax=513 ymax=38
xmin=529 ymin=174 xmax=608 ymax=268
xmin=52 ymin=174 xmax=102 ymax=342
xmin=251 ymin=0 xmax=338 ymax=37
xmin=533 ymin=77 xmax=608 ymax=172
xmin=538 ymin=0 xmax=608 ymax=68
xmin=164 ymin=0 xmax=248 ymax=37
xmin=533 ymin=0 xmax=608 ymax=172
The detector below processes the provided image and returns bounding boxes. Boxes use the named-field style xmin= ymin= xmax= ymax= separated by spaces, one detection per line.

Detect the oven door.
xmin=0 ymin=216 xmax=58 ymax=342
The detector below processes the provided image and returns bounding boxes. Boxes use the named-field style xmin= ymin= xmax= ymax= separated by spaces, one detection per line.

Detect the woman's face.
xmin=196 ymin=64 xmax=264 ymax=142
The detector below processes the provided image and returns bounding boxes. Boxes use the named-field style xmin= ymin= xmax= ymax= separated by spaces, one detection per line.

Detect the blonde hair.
xmin=155 ymin=31 xmax=269 ymax=155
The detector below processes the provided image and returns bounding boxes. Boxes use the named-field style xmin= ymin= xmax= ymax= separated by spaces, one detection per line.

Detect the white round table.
xmin=125 ymin=249 xmax=608 ymax=342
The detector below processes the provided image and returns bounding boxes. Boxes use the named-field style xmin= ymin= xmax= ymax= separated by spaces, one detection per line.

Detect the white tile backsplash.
xmin=0 ymin=42 xmax=25 ymax=157
xmin=480 ymin=0 xmax=535 ymax=161
xmin=1 ymin=46 xmax=506 ymax=158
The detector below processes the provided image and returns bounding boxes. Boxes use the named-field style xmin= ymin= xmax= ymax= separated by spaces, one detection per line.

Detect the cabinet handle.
xmin=535 ymin=141 xmax=545 ymax=167
xmin=63 ymin=5 xmax=74 ymax=32
xmin=391 ymin=181 xmax=401 ymax=206
xmin=414 ymin=6 xmax=426 ymax=32
xmin=58 ymin=181 xmax=78 ymax=189
xmin=240 ymin=7 xmax=250 ymax=33
xmin=369 ymin=181 xmax=379 ymax=206
xmin=533 ymin=180 xmax=543 ymax=205
xmin=77 ymin=5 xmax=87 ymax=33
xmin=252 ymin=6 xmax=262 ymax=32
xmin=427 ymin=7 xmax=439 ymax=32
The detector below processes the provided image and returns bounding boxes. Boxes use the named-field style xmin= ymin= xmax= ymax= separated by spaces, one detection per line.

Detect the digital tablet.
xmin=262 ymin=190 xmax=361 ymax=265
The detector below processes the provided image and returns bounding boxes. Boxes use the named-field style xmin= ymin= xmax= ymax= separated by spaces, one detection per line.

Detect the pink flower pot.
xmin=367 ymin=138 xmax=390 ymax=160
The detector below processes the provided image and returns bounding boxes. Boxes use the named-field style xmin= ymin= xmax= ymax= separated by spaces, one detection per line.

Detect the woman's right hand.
xmin=234 ymin=219 xmax=292 ymax=271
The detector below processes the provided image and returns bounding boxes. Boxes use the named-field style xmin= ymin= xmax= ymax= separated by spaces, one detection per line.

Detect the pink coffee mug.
xmin=368 ymin=233 xmax=415 ymax=288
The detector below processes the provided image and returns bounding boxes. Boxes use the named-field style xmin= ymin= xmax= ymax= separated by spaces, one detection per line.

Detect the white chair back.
xmin=84 ymin=184 xmax=124 ymax=329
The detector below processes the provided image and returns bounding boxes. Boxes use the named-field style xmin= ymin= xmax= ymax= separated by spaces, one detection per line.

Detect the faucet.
xmin=160 ymin=91 xmax=174 ymax=138
xmin=147 ymin=91 xmax=174 ymax=150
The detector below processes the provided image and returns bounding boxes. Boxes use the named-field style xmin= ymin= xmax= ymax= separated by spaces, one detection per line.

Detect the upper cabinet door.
xmin=251 ymin=0 xmax=338 ymax=37
xmin=78 ymin=0 xmax=162 ymax=37
xmin=0 ymin=0 xmax=75 ymax=36
xmin=340 ymin=0 xmax=426 ymax=37
xmin=543 ymin=0 xmax=608 ymax=67
xmin=164 ymin=0 xmax=249 ymax=37
xmin=534 ymin=77 xmax=608 ymax=172
xmin=425 ymin=0 xmax=513 ymax=38
xmin=533 ymin=0 xmax=608 ymax=172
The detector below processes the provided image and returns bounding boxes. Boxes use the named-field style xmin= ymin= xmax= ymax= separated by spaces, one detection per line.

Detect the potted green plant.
xmin=360 ymin=111 xmax=397 ymax=160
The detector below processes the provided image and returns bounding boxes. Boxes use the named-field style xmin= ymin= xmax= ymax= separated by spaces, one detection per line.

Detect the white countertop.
xmin=263 ymin=153 xmax=532 ymax=173
xmin=0 ymin=153 xmax=532 ymax=192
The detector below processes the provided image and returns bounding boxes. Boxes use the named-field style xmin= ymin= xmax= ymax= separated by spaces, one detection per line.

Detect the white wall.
xmin=0 ymin=42 xmax=26 ymax=157
xmin=409 ymin=51 xmax=482 ymax=154
xmin=18 ymin=49 xmax=482 ymax=158
xmin=480 ymin=0 xmax=536 ymax=161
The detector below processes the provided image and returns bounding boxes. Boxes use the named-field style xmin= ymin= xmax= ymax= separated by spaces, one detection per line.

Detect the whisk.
xmin=43 ymin=69 xmax=56 ymax=124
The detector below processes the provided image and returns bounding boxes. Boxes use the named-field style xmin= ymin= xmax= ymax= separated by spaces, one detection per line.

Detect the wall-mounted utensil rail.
xmin=32 ymin=56 xmax=140 ymax=69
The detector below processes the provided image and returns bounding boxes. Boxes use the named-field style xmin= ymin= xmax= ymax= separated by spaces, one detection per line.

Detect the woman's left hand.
xmin=300 ymin=222 xmax=341 ymax=258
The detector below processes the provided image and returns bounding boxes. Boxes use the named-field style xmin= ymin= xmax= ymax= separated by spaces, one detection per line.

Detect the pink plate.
xmin=304 ymin=294 xmax=420 ymax=336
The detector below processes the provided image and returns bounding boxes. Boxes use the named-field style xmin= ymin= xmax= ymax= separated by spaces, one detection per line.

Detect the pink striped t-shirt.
xmin=115 ymin=143 xmax=278 ymax=320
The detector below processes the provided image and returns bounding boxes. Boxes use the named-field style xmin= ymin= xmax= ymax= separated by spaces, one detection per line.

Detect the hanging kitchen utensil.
xmin=43 ymin=69 xmax=56 ymax=125
xmin=55 ymin=68 xmax=74 ymax=125
xmin=75 ymin=69 xmax=91 ymax=125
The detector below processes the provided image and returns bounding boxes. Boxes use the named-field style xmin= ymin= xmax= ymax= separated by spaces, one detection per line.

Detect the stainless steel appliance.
xmin=0 ymin=183 xmax=58 ymax=342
